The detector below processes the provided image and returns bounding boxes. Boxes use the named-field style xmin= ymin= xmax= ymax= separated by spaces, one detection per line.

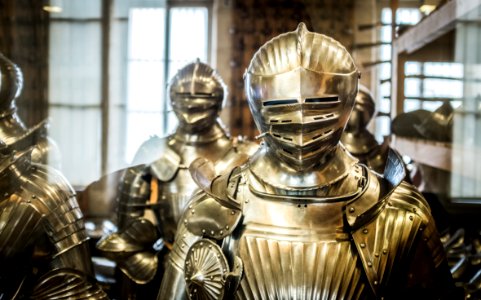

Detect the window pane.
xmin=49 ymin=22 xmax=102 ymax=105
xmin=168 ymin=7 xmax=209 ymax=80
xmin=49 ymin=107 xmax=101 ymax=186
xmin=49 ymin=0 xmax=101 ymax=18
xmin=125 ymin=8 xmax=166 ymax=163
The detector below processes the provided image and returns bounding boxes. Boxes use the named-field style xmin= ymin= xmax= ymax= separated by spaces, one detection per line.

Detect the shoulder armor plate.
xmin=185 ymin=168 xmax=243 ymax=240
xmin=149 ymin=146 xmax=181 ymax=182
xmin=345 ymin=149 xmax=406 ymax=228
xmin=351 ymin=181 xmax=439 ymax=297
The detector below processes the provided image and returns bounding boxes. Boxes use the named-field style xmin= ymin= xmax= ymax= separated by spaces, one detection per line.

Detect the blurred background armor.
xmin=341 ymin=84 xmax=407 ymax=175
xmin=0 ymin=139 xmax=107 ymax=299
xmin=158 ymin=23 xmax=460 ymax=300
xmin=97 ymin=60 xmax=257 ymax=299
xmin=0 ymin=53 xmax=61 ymax=169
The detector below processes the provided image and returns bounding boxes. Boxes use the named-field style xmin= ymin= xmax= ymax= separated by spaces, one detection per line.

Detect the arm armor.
xmin=346 ymin=151 xmax=457 ymax=298
xmin=157 ymin=168 xmax=244 ymax=300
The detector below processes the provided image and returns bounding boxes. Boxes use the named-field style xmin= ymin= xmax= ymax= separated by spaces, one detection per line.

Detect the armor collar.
xmin=341 ymin=130 xmax=378 ymax=156
xmin=172 ymin=121 xmax=227 ymax=145
xmin=248 ymin=143 xmax=358 ymax=190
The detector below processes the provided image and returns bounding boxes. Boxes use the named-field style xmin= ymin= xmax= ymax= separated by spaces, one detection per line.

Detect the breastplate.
xmin=224 ymin=183 xmax=372 ymax=300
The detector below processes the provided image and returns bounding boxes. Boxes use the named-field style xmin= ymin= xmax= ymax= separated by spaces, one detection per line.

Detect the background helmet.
xmin=345 ymin=84 xmax=376 ymax=133
xmin=0 ymin=52 xmax=23 ymax=112
xmin=168 ymin=59 xmax=226 ymax=132
xmin=244 ymin=23 xmax=359 ymax=170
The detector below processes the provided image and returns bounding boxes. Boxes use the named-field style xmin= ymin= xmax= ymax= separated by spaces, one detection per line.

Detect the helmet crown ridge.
xmin=246 ymin=22 xmax=358 ymax=77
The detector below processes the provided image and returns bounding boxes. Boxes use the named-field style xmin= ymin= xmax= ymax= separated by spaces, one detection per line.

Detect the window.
xmin=376 ymin=7 xmax=421 ymax=141
xmin=48 ymin=0 xmax=211 ymax=186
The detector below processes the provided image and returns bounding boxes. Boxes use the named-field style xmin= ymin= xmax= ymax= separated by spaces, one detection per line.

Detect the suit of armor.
xmin=0 ymin=141 xmax=106 ymax=299
xmin=0 ymin=53 xmax=61 ymax=169
xmin=97 ymin=61 xmax=257 ymax=293
xmin=340 ymin=85 xmax=392 ymax=174
xmin=158 ymin=24 xmax=458 ymax=300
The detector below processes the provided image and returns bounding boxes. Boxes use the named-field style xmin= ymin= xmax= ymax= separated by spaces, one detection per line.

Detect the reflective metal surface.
xmin=0 ymin=53 xmax=61 ymax=168
xmin=244 ymin=23 xmax=358 ymax=171
xmin=341 ymin=85 xmax=390 ymax=174
xmin=97 ymin=61 xmax=257 ymax=293
xmin=159 ymin=24 xmax=457 ymax=300
xmin=0 ymin=141 xmax=106 ymax=299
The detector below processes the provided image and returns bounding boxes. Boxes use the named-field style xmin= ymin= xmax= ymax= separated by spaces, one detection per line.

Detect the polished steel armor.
xmin=0 ymin=53 xmax=61 ymax=168
xmin=0 ymin=140 xmax=106 ymax=299
xmin=97 ymin=61 xmax=257 ymax=292
xmin=158 ymin=23 xmax=457 ymax=300
xmin=341 ymin=85 xmax=391 ymax=174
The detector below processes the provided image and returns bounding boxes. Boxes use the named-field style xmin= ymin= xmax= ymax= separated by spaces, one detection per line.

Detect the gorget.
xmin=248 ymin=144 xmax=358 ymax=191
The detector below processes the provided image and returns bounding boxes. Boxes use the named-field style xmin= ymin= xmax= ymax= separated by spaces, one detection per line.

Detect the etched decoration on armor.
xmin=158 ymin=23 xmax=460 ymax=300
xmin=0 ymin=140 xmax=107 ymax=299
xmin=0 ymin=53 xmax=61 ymax=168
xmin=341 ymin=84 xmax=399 ymax=174
xmin=97 ymin=60 xmax=257 ymax=298
xmin=184 ymin=239 xmax=229 ymax=300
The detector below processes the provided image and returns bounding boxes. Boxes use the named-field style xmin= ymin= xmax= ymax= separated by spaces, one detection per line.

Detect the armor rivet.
xmin=184 ymin=219 xmax=188 ymax=224
xmin=413 ymin=208 xmax=416 ymax=213
xmin=363 ymin=228 xmax=368 ymax=234
xmin=182 ymin=245 xmax=185 ymax=248
xmin=374 ymin=281 xmax=379 ymax=285
xmin=217 ymin=254 xmax=220 ymax=258
xmin=360 ymin=243 xmax=366 ymax=248
xmin=210 ymin=276 xmax=214 ymax=280
xmin=409 ymin=215 xmax=413 ymax=221
xmin=368 ymin=261 xmax=372 ymax=267
xmin=191 ymin=210 xmax=195 ymax=215
xmin=382 ymin=249 xmax=387 ymax=254
xmin=220 ymin=230 xmax=223 ymax=235
xmin=223 ymin=269 xmax=227 ymax=272
xmin=194 ymin=289 xmax=197 ymax=293
xmin=211 ymin=231 xmax=214 ymax=235
xmin=3 ymin=193 xmax=7 ymax=197
xmin=32 ymin=195 xmax=36 ymax=199
xmin=349 ymin=207 xmax=355 ymax=213
xmin=189 ymin=205 xmax=193 ymax=209
xmin=200 ymin=242 xmax=203 ymax=246
xmin=231 ymin=210 xmax=235 ymax=215
xmin=226 ymin=225 xmax=229 ymax=230
xmin=202 ymin=229 xmax=206 ymax=233
xmin=419 ymin=227 xmax=424 ymax=231
xmin=209 ymin=245 xmax=212 ymax=249
xmin=388 ymin=202 xmax=393 ymax=206
xmin=375 ymin=253 xmax=379 ymax=257
xmin=245 ymin=199 xmax=249 ymax=203
xmin=183 ymin=234 xmax=186 ymax=238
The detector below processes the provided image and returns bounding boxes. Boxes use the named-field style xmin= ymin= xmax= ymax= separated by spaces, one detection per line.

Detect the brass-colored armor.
xmin=97 ymin=61 xmax=257 ymax=290
xmin=158 ymin=24 xmax=458 ymax=300
xmin=0 ymin=141 xmax=107 ymax=299
xmin=340 ymin=85 xmax=392 ymax=174
xmin=0 ymin=53 xmax=61 ymax=169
